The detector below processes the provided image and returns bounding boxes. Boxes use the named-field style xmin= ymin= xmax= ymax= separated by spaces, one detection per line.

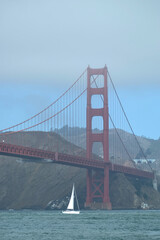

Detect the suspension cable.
xmin=0 ymin=68 xmax=87 ymax=133
xmin=107 ymin=71 xmax=153 ymax=171
xmin=91 ymin=75 xmax=137 ymax=168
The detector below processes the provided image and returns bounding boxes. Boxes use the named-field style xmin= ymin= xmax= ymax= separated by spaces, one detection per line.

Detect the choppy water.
xmin=0 ymin=210 xmax=160 ymax=240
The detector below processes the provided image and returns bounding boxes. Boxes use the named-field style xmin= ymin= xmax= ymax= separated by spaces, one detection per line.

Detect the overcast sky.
xmin=0 ymin=0 xmax=160 ymax=139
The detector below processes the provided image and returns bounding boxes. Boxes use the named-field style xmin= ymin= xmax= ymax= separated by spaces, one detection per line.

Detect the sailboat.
xmin=62 ymin=184 xmax=80 ymax=214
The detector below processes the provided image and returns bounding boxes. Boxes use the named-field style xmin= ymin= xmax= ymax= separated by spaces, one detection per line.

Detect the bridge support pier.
xmin=85 ymin=66 xmax=112 ymax=210
xmin=103 ymin=165 xmax=112 ymax=209
xmin=85 ymin=167 xmax=111 ymax=210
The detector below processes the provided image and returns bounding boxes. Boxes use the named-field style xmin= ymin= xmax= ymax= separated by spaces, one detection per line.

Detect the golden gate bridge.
xmin=0 ymin=66 xmax=154 ymax=209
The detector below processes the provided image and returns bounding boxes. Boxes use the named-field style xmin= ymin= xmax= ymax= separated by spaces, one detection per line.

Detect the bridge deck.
xmin=0 ymin=143 xmax=154 ymax=179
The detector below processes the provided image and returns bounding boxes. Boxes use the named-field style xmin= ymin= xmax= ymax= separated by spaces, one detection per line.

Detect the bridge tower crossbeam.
xmin=85 ymin=66 xmax=112 ymax=210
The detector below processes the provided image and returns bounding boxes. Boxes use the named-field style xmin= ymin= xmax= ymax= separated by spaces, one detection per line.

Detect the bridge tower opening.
xmin=85 ymin=66 xmax=112 ymax=210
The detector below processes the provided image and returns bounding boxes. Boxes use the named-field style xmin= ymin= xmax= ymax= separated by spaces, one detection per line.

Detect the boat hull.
xmin=62 ymin=210 xmax=80 ymax=214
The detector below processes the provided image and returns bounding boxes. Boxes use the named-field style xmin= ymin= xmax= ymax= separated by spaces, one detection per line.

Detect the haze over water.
xmin=0 ymin=210 xmax=160 ymax=240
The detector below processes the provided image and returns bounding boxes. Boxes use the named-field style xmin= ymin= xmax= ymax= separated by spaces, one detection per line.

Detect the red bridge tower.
xmin=85 ymin=66 xmax=112 ymax=210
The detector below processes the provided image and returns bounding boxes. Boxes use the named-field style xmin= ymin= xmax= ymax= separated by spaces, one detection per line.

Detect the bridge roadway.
xmin=0 ymin=143 xmax=154 ymax=179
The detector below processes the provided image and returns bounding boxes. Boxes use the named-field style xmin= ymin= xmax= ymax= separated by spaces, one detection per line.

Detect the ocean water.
xmin=0 ymin=210 xmax=160 ymax=240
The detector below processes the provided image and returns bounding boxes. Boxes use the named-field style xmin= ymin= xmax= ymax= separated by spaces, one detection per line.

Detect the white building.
xmin=133 ymin=159 xmax=156 ymax=164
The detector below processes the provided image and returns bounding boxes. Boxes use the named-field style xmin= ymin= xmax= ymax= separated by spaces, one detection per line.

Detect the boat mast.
xmin=74 ymin=184 xmax=80 ymax=211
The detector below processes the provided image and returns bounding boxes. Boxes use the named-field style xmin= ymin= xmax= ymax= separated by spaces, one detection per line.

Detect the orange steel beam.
xmin=0 ymin=143 xmax=154 ymax=179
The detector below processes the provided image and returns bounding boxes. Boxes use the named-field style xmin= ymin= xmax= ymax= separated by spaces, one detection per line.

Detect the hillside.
xmin=0 ymin=129 xmax=160 ymax=210
xmin=57 ymin=126 xmax=160 ymax=167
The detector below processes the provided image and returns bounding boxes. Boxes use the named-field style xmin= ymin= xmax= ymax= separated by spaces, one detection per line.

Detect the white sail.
xmin=62 ymin=183 xmax=80 ymax=214
xmin=67 ymin=184 xmax=74 ymax=210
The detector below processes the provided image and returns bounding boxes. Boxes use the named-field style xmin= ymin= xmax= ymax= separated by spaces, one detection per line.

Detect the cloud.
xmin=0 ymin=0 xmax=159 ymax=88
